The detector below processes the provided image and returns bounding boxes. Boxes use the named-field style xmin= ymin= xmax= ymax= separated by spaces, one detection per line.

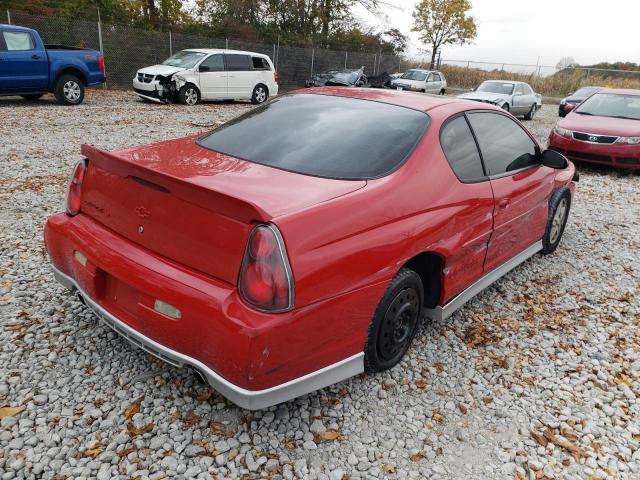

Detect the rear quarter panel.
xmin=48 ymin=50 xmax=105 ymax=86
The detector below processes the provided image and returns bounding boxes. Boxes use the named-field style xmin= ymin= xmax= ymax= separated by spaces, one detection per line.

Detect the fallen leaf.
xmin=209 ymin=421 xmax=226 ymax=434
xmin=317 ymin=430 xmax=343 ymax=442
xmin=84 ymin=447 xmax=102 ymax=458
xmin=123 ymin=402 xmax=141 ymax=419
xmin=614 ymin=375 xmax=632 ymax=388
xmin=127 ymin=421 xmax=154 ymax=436
xmin=432 ymin=413 xmax=445 ymax=423
xmin=194 ymin=389 xmax=214 ymax=401
xmin=227 ymin=450 xmax=239 ymax=461
xmin=383 ymin=464 xmax=396 ymax=473
xmin=0 ymin=406 xmax=25 ymax=419
xmin=0 ymin=293 xmax=11 ymax=301
xmin=409 ymin=452 xmax=425 ymax=462
xmin=530 ymin=431 xmax=548 ymax=447
xmin=458 ymin=403 xmax=468 ymax=414
xmin=415 ymin=379 xmax=428 ymax=389
xmin=542 ymin=428 xmax=588 ymax=460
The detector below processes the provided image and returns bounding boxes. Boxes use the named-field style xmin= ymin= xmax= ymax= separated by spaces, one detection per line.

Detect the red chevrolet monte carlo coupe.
xmin=45 ymin=88 xmax=577 ymax=409
xmin=549 ymin=89 xmax=640 ymax=170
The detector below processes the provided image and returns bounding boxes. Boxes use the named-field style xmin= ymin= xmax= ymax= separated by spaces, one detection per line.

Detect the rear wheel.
xmin=440 ymin=88 xmax=446 ymax=95
xmin=251 ymin=84 xmax=268 ymax=104
xmin=179 ymin=85 xmax=200 ymax=106
xmin=21 ymin=94 xmax=44 ymax=101
xmin=364 ymin=268 xmax=424 ymax=372
xmin=502 ymin=103 xmax=510 ymax=112
xmin=542 ymin=188 xmax=571 ymax=254
xmin=524 ymin=104 xmax=537 ymax=120
xmin=54 ymin=74 xmax=84 ymax=105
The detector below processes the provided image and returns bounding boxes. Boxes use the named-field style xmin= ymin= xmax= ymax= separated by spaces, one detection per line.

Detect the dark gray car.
xmin=457 ymin=80 xmax=542 ymax=120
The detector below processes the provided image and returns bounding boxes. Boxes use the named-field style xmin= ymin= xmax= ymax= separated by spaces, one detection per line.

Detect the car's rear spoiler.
xmin=80 ymin=144 xmax=271 ymax=224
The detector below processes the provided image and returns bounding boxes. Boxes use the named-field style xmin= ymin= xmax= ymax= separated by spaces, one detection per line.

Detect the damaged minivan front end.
xmin=133 ymin=65 xmax=186 ymax=103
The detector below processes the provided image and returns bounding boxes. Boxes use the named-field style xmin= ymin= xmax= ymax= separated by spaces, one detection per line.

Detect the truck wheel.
xmin=54 ymin=74 xmax=84 ymax=105
xmin=364 ymin=268 xmax=424 ymax=372
xmin=178 ymin=85 xmax=200 ymax=106
xmin=21 ymin=94 xmax=44 ymax=101
xmin=541 ymin=187 xmax=571 ymax=254
xmin=251 ymin=84 xmax=268 ymax=104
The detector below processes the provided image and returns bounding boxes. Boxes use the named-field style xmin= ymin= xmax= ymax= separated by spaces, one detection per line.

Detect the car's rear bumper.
xmin=44 ymin=213 xmax=371 ymax=409
xmin=549 ymin=131 xmax=640 ymax=170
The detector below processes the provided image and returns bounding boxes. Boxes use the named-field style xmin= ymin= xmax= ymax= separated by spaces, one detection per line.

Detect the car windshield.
xmin=329 ymin=71 xmax=360 ymax=84
xmin=477 ymin=82 xmax=515 ymax=95
xmin=575 ymin=93 xmax=640 ymax=120
xmin=162 ymin=51 xmax=207 ymax=68
xmin=573 ymin=87 xmax=600 ymax=98
xmin=401 ymin=70 xmax=428 ymax=81
xmin=197 ymin=94 xmax=431 ymax=180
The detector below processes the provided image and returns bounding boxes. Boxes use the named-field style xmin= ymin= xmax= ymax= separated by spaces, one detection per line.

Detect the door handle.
xmin=32 ymin=54 xmax=41 ymax=60
xmin=498 ymin=198 xmax=510 ymax=209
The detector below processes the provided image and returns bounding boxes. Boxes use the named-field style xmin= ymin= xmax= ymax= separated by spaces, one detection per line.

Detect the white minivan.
xmin=133 ymin=49 xmax=279 ymax=105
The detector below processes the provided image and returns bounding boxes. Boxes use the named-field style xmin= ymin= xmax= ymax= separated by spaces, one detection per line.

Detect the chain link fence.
xmin=5 ymin=10 xmax=401 ymax=92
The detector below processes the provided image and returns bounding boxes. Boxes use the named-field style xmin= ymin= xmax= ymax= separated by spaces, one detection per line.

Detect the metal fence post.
xmin=272 ymin=43 xmax=275 ymax=63
xmin=276 ymin=35 xmax=280 ymax=70
xmin=169 ymin=31 xmax=172 ymax=56
xmin=373 ymin=54 xmax=376 ymax=76
xmin=6 ymin=9 xmax=10 ymax=24
xmin=344 ymin=51 xmax=348 ymax=68
xmin=97 ymin=8 xmax=105 ymax=89
xmin=225 ymin=38 xmax=228 ymax=50
xmin=310 ymin=48 xmax=315 ymax=76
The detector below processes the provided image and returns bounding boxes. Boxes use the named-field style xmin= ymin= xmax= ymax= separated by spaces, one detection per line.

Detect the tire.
xmin=251 ymin=84 xmax=268 ymax=104
xmin=364 ymin=268 xmax=424 ymax=373
xmin=541 ymin=187 xmax=571 ymax=254
xmin=54 ymin=74 xmax=84 ymax=105
xmin=524 ymin=104 xmax=537 ymax=120
xmin=502 ymin=103 xmax=510 ymax=112
xmin=440 ymin=88 xmax=446 ymax=95
xmin=21 ymin=94 xmax=44 ymax=101
xmin=178 ymin=85 xmax=200 ymax=106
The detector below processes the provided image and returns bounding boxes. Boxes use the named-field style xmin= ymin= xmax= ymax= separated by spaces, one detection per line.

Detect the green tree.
xmin=384 ymin=27 xmax=407 ymax=55
xmin=412 ymin=0 xmax=476 ymax=68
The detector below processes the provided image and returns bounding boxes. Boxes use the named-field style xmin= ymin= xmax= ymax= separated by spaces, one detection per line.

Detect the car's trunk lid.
xmin=79 ymin=136 xmax=366 ymax=284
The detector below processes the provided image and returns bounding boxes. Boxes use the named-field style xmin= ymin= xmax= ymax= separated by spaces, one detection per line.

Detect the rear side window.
xmin=432 ymin=73 xmax=441 ymax=82
xmin=225 ymin=54 xmax=251 ymax=71
xmin=440 ymin=116 xmax=485 ymax=182
xmin=515 ymin=84 xmax=525 ymax=95
xmin=2 ymin=31 xmax=35 ymax=51
xmin=467 ymin=113 xmax=538 ymax=176
xmin=252 ymin=57 xmax=270 ymax=70
xmin=197 ymin=93 xmax=431 ymax=180
xmin=200 ymin=54 xmax=224 ymax=72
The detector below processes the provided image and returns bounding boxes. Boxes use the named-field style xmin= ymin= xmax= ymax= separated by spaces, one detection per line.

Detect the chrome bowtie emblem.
xmin=588 ymin=135 xmax=598 ymax=142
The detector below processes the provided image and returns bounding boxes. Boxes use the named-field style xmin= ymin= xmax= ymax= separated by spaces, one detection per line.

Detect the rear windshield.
xmin=197 ymin=94 xmax=430 ymax=180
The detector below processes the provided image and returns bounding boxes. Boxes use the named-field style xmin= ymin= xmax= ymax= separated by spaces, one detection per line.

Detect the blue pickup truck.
xmin=0 ymin=24 xmax=105 ymax=105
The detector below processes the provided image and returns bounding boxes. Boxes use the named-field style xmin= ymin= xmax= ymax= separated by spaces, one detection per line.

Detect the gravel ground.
xmin=1 ymin=90 xmax=639 ymax=480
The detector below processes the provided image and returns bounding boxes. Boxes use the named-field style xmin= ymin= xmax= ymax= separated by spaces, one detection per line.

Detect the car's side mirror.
xmin=199 ymin=65 xmax=210 ymax=72
xmin=541 ymin=149 xmax=568 ymax=169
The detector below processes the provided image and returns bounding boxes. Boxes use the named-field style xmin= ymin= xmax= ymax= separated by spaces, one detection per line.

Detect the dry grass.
xmin=400 ymin=62 xmax=640 ymax=98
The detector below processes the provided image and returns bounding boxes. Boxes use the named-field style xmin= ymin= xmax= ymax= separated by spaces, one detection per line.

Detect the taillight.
xmin=98 ymin=55 xmax=105 ymax=74
xmin=239 ymin=224 xmax=293 ymax=312
xmin=66 ymin=160 xmax=87 ymax=216
xmin=274 ymin=70 xmax=279 ymax=83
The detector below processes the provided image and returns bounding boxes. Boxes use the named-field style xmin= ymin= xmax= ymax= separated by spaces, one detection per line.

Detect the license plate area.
xmin=103 ymin=271 xmax=141 ymax=317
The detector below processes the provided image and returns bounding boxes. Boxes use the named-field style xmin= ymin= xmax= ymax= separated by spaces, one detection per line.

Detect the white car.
xmin=133 ymin=49 xmax=279 ymax=105
xmin=390 ymin=69 xmax=447 ymax=95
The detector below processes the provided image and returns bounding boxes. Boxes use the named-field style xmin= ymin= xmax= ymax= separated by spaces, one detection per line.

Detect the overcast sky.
xmin=355 ymin=0 xmax=640 ymax=68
